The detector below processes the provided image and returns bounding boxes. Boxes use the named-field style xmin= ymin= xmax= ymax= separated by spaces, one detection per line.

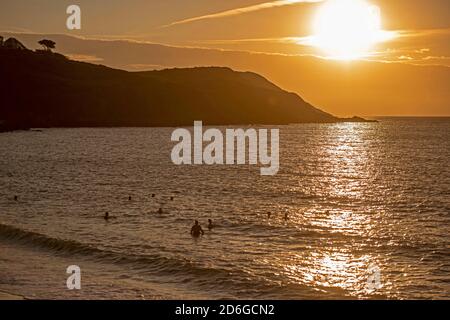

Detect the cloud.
xmin=126 ymin=63 xmax=168 ymax=70
xmin=392 ymin=28 xmax=450 ymax=40
xmin=194 ymin=37 xmax=310 ymax=45
xmin=191 ymin=31 xmax=396 ymax=48
xmin=65 ymin=54 xmax=104 ymax=63
xmin=161 ymin=0 xmax=324 ymax=28
xmin=0 ymin=26 xmax=36 ymax=33
xmin=184 ymin=27 xmax=450 ymax=66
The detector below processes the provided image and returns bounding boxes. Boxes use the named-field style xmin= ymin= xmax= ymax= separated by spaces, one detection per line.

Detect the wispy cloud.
xmin=0 ymin=26 xmax=36 ymax=33
xmin=194 ymin=36 xmax=311 ymax=45
xmin=393 ymin=28 xmax=450 ymax=38
xmin=161 ymin=0 xmax=324 ymax=28
xmin=65 ymin=54 xmax=104 ymax=63
xmin=192 ymin=31 xmax=397 ymax=47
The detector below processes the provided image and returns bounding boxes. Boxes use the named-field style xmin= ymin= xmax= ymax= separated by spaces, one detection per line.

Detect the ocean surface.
xmin=0 ymin=118 xmax=449 ymax=299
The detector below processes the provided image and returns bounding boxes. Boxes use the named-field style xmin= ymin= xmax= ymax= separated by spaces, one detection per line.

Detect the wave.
xmin=0 ymin=223 xmax=103 ymax=255
xmin=0 ymin=222 xmax=327 ymax=298
xmin=0 ymin=223 xmax=207 ymax=272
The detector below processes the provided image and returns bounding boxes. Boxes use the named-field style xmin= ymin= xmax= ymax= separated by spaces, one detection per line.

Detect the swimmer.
xmin=284 ymin=212 xmax=289 ymax=221
xmin=267 ymin=212 xmax=271 ymax=219
xmin=170 ymin=196 xmax=174 ymax=201
xmin=151 ymin=194 xmax=156 ymax=198
xmin=14 ymin=195 xmax=18 ymax=201
xmin=104 ymin=212 xmax=110 ymax=220
xmin=157 ymin=207 xmax=163 ymax=214
xmin=207 ymin=219 xmax=214 ymax=231
xmin=191 ymin=220 xmax=204 ymax=237
xmin=128 ymin=196 xmax=132 ymax=201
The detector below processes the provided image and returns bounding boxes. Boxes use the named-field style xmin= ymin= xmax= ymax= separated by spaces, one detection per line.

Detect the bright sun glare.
xmin=311 ymin=0 xmax=394 ymax=60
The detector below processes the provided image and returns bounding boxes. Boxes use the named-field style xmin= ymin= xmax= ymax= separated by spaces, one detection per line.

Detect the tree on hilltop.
xmin=38 ymin=39 xmax=56 ymax=52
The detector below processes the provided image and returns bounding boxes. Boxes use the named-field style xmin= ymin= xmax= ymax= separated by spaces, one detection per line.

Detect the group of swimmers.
xmin=190 ymin=219 xmax=214 ymax=237
xmin=105 ymin=194 xmax=174 ymax=219
xmin=102 ymin=194 xmax=215 ymax=238
xmin=189 ymin=212 xmax=289 ymax=238
xmin=14 ymin=194 xmax=284 ymax=237
xmin=15 ymin=193 xmax=291 ymax=241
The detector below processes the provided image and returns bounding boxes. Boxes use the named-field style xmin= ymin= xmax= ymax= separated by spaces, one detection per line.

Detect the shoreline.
xmin=0 ymin=290 xmax=25 ymax=300
xmin=0 ymin=117 xmax=375 ymax=134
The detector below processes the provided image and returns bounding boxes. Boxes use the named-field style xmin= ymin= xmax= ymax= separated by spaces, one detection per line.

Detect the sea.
xmin=0 ymin=117 xmax=449 ymax=299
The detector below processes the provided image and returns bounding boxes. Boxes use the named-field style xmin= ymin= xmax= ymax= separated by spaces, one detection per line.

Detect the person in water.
xmin=191 ymin=220 xmax=204 ymax=237
xmin=14 ymin=195 xmax=18 ymax=201
xmin=157 ymin=207 xmax=163 ymax=214
xmin=104 ymin=212 xmax=110 ymax=220
xmin=284 ymin=212 xmax=289 ymax=221
xmin=208 ymin=219 xmax=214 ymax=231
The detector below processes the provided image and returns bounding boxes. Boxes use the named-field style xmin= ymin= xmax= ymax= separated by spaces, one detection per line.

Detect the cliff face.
xmin=0 ymin=49 xmax=346 ymax=130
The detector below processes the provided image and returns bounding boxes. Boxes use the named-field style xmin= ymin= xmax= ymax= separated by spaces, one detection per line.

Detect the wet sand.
xmin=0 ymin=290 xmax=24 ymax=300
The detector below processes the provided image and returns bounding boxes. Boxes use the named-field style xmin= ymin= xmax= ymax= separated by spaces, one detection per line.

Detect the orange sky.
xmin=1 ymin=0 xmax=449 ymax=116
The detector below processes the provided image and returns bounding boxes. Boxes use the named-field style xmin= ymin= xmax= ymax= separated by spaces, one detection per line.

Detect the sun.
xmin=311 ymin=0 xmax=392 ymax=60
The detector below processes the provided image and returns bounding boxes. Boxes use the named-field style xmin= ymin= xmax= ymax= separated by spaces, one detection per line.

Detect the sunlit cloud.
xmin=194 ymin=31 xmax=397 ymax=49
xmin=187 ymin=27 xmax=450 ymax=66
xmin=161 ymin=0 xmax=325 ymax=28
xmin=394 ymin=28 xmax=450 ymax=38
xmin=65 ymin=54 xmax=104 ymax=63
xmin=195 ymin=37 xmax=311 ymax=45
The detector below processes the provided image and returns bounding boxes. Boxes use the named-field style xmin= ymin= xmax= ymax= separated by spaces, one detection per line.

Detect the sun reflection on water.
xmin=276 ymin=122 xmax=390 ymax=297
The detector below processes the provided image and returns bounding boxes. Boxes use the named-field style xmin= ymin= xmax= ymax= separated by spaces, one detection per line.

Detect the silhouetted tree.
xmin=38 ymin=39 xmax=56 ymax=52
